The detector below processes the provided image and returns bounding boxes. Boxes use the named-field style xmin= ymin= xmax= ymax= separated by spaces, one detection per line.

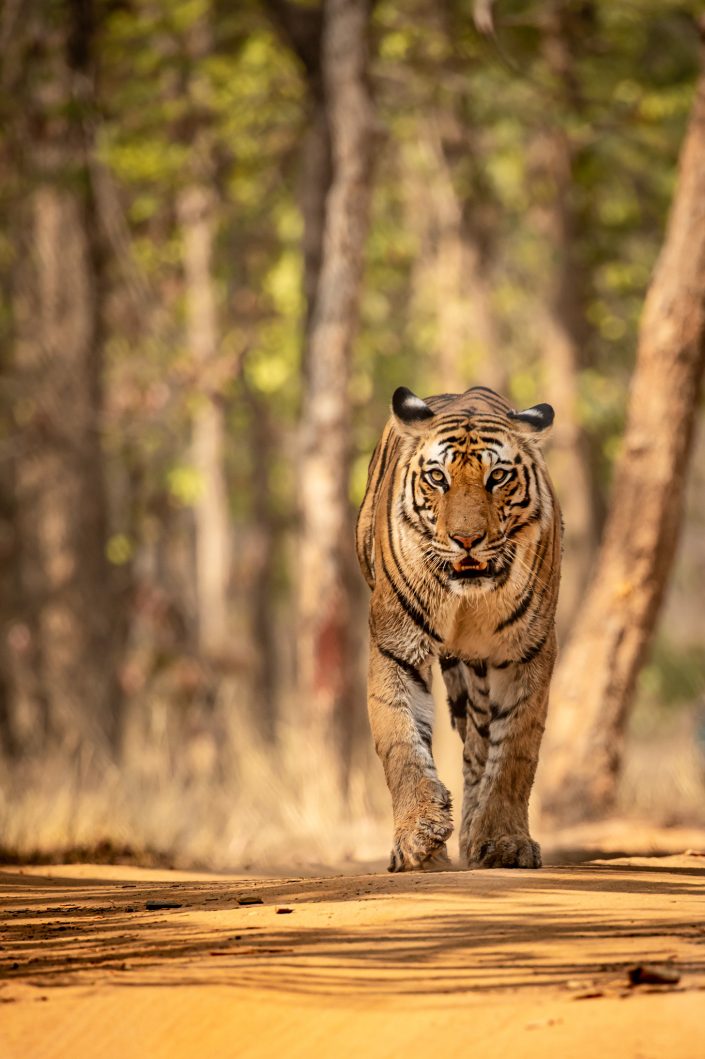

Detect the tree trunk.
xmin=262 ymin=0 xmax=333 ymax=744
xmin=427 ymin=119 xmax=508 ymax=396
xmin=0 ymin=465 xmax=19 ymax=758
xmin=176 ymin=8 xmax=231 ymax=661
xmin=538 ymin=34 xmax=705 ymax=823
xmin=241 ymin=377 xmax=279 ymax=742
xmin=533 ymin=2 xmax=599 ymax=633
xmin=296 ymin=0 xmax=374 ymax=755
xmin=178 ymin=181 xmax=231 ymax=660
xmin=12 ymin=0 xmax=121 ymax=754
xmin=299 ymin=98 xmax=332 ymax=376
xmin=263 ymin=0 xmax=332 ymax=381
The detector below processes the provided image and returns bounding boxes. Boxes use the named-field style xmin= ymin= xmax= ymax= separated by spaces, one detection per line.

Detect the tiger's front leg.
xmin=368 ymin=640 xmax=452 ymax=872
xmin=463 ymin=645 xmax=555 ymax=869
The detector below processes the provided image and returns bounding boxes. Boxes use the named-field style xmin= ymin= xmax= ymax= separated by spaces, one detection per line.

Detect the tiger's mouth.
xmin=450 ymin=556 xmax=495 ymax=580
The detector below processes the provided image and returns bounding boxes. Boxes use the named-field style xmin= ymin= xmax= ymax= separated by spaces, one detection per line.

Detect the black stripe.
xmin=376 ymin=643 xmax=429 ymax=692
xmin=505 ymin=521 xmax=525 ymax=539
xmin=385 ymin=484 xmax=441 ymax=635
xmin=490 ymin=693 xmax=528 ymax=722
xmin=469 ymin=713 xmax=490 ymax=740
xmin=417 ymin=719 xmax=433 ymax=750
xmin=424 ymin=415 xmax=469 ymax=431
xmin=373 ymin=434 xmax=393 ymax=488
xmin=518 ymin=627 xmax=550 ymax=665
xmin=491 ymin=557 xmax=514 ymax=589
xmin=370 ymin=434 xmax=387 ymax=480
xmin=530 ymin=530 xmax=550 ymax=573
xmin=447 ymin=692 xmax=468 ymax=720
xmin=420 ymin=547 xmax=450 ymax=588
xmin=407 ymin=471 xmax=430 ymax=517
xmin=523 ymin=508 xmax=543 ymax=527
xmin=468 ymin=430 xmax=502 ymax=442
xmin=466 ymin=416 xmax=509 ymax=430
xmin=495 ymin=588 xmax=533 ymax=633
xmin=526 ymin=463 xmax=543 ymax=520
xmin=364 ymin=432 xmax=396 ymax=513
xmin=436 ymin=652 xmax=459 ymax=669
xmin=467 ymin=386 xmax=507 ymax=405
xmin=467 ymin=698 xmax=488 ymax=719
xmin=381 ymin=498 xmax=441 ymax=636
xmin=399 ymin=505 xmax=435 ymax=548
xmin=366 ymin=437 xmax=383 ymax=481
xmin=381 ymin=552 xmax=442 ymax=643
xmin=508 ymin=465 xmax=532 ymax=509
xmin=486 ymin=751 xmax=535 ymax=767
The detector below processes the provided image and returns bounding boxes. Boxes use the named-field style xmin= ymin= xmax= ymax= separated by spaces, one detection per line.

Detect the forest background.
xmin=1 ymin=0 xmax=704 ymax=870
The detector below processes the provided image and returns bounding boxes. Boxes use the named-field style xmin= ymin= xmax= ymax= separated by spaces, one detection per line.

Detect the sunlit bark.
xmin=12 ymin=0 xmax=121 ymax=753
xmin=533 ymin=2 xmax=599 ymax=633
xmin=174 ymin=8 xmax=231 ymax=661
xmin=539 ymin=41 xmax=705 ymax=823
xmin=429 ymin=119 xmax=507 ymax=396
xmin=297 ymin=0 xmax=374 ymax=752
xmin=178 ymin=181 xmax=231 ymax=659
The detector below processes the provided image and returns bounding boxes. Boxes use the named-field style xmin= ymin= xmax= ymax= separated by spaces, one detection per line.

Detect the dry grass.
xmin=0 ymin=687 xmax=392 ymax=872
xmin=1 ymin=678 xmax=703 ymax=872
xmin=618 ymin=705 xmax=705 ymax=824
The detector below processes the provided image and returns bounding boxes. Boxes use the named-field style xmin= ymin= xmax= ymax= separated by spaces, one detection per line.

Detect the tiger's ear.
xmin=391 ymin=386 xmax=435 ymax=436
xmin=508 ymin=402 xmax=554 ymax=443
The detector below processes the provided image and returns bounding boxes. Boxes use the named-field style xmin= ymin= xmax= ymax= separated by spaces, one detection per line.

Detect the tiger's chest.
xmin=443 ymin=588 xmax=547 ymax=666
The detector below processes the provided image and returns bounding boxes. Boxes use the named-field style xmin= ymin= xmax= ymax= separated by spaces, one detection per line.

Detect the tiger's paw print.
xmin=388 ymin=789 xmax=453 ymax=872
xmin=468 ymin=834 xmax=542 ymax=869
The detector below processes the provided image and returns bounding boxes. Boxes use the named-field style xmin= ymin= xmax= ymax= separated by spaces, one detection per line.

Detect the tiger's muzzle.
xmin=446 ymin=531 xmax=506 ymax=581
xmin=449 ymin=555 xmax=496 ymax=580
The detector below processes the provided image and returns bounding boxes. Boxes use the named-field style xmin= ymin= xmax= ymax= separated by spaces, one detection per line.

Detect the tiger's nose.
xmin=450 ymin=532 xmax=484 ymax=552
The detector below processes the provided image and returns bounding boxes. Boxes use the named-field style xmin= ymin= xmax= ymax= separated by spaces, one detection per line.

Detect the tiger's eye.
xmin=427 ymin=469 xmax=446 ymax=486
xmin=489 ymin=468 xmax=507 ymax=484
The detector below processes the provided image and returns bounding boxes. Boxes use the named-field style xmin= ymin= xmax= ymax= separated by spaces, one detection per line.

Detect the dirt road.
xmin=1 ymin=855 xmax=704 ymax=1059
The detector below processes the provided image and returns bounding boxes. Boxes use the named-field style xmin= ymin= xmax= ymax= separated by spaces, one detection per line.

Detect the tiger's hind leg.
xmin=439 ymin=655 xmax=469 ymax=742
xmin=441 ymin=658 xmax=491 ymax=865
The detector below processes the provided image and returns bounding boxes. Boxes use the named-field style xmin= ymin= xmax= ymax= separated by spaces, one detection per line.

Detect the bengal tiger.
xmin=355 ymin=385 xmax=561 ymax=871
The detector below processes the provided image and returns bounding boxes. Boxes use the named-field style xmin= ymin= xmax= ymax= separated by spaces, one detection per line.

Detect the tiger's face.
xmin=392 ymin=387 xmax=554 ymax=591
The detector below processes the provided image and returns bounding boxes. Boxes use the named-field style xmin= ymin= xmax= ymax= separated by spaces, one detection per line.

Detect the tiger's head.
xmin=391 ymin=386 xmax=555 ymax=591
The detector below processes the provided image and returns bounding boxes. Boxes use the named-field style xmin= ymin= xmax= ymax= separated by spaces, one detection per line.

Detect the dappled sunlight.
xmin=2 ymin=3 xmax=705 ymax=1055
xmin=3 ymin=859 xmax=705 ymax=999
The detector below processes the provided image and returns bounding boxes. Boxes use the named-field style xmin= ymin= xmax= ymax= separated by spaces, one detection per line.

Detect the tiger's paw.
xmin=388 ymin=790 xmax=453 ymax=872
xmin=467 ymin=834 xmax=541 ymax=869
xmin=388 ymin=840 xmax=451 ymax=873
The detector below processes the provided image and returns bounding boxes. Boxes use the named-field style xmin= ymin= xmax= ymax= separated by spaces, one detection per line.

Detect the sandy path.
xmin=1 ymin=856 xmax=704 ymax=1059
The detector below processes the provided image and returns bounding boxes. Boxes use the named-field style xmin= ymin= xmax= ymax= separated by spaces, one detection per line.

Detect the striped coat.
xmin=356 ymin=386 xmax=561 ymax=870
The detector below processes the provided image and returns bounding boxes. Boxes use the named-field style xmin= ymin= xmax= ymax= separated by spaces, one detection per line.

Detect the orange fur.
xmin=356 ymin=387 xmax=561 ymax=870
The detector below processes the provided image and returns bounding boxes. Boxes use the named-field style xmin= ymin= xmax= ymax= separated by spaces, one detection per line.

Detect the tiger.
xmin=355 ymin=384 xmax=561 ymax=871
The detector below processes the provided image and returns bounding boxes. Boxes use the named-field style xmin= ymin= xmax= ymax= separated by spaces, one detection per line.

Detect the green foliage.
xmin=5 ymin=0 xmax=699 ymax=695
xmin=636 ymin=638 xmax=705 ymax=716
xmin=91 ymin=0 xmax=703 ymax=520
